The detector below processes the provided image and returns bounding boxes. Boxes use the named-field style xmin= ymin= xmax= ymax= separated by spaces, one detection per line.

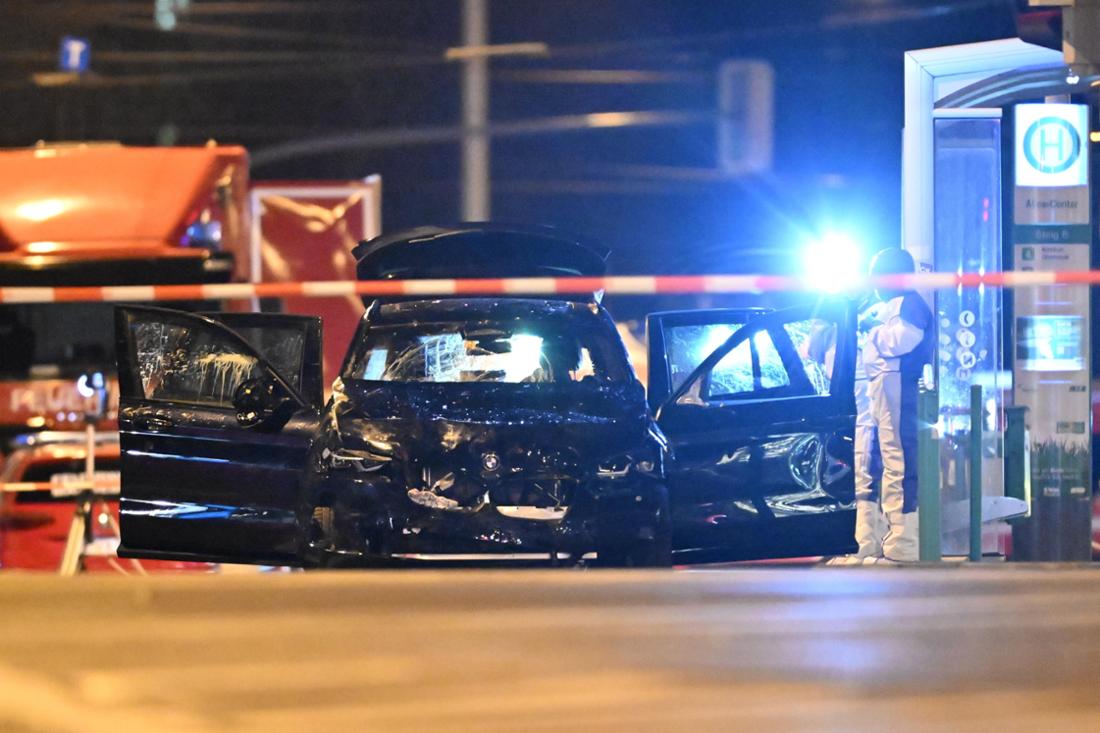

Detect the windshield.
xmin=344 ymin=319 xmax=629 ymax=385
xmin=0 ymin=303 xmax=116 ymax=379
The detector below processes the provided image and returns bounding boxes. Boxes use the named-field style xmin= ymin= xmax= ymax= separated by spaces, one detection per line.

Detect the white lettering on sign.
xmin=10 ymin=385 xmax=85 ymax=415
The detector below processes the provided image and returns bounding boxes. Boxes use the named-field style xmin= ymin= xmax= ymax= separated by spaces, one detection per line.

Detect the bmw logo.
xmin=481 ymin=452 xmax=501 ymax=472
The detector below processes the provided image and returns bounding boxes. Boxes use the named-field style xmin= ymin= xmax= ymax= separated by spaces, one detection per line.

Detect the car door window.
xmin=131 ymin=320 xmax=265 ymax=407
xmin=666 ymin=323 xmax=740 ymax=394
xmin=784 ymin=318 xmax=836 ymax=397
xmin=708 ymin=339 xmax=753 ymax=396
xmin=678 ymin=317 xmax=837 ymax=406
xmin=219 ymin=325 xmax=305 ymax=391
xmin=755 ymin=331 xmax=790 ymax=390
xmin=706 ymin=330 xmax=790 ymax=401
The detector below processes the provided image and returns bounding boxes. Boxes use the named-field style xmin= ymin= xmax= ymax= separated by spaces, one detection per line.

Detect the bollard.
xmin=969 ymin=384 xmax=983 ymax=562
xmin=917 ymin=388 xmax=941 ymax=562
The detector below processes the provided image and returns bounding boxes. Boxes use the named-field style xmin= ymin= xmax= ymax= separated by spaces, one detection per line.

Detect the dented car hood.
xmin=330 ymin=379 xmax=647 ymax=464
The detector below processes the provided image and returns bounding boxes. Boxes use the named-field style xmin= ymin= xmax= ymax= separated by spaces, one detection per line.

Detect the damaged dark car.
xmin=114 ymin=224 xmax=859 ymax=567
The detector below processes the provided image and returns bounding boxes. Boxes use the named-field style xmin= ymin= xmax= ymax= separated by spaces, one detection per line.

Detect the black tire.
xmin=595 ymin=486 xmax=673 ymax=568
xmin=301 ymin=504 xmax=335 ymax=568
xmin=305 ymin=501 xmax=377 ymax=568
xmin=314 ymin=505 xmax=335 ymax=539
xmin=597 ymin=523 xmax=672 ymax=568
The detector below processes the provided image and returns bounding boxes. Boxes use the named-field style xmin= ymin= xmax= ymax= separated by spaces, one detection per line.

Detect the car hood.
xmin=352 ymin=224 xmax=609 ymax=281
xmin=329 ymin=379 xmax=648 ymax=464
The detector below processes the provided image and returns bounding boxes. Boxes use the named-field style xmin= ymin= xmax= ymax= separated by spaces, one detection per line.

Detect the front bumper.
xmin=308 ymin=473 xmax=666 ymax=563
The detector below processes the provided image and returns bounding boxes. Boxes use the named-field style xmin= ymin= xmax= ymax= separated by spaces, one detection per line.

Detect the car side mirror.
xmin=232 ymin=376 xmax=292 ymax=429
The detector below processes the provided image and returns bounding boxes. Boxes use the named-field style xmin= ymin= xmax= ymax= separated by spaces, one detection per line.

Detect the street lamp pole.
xmin=461 ymin=0 xmax=490 ymax=221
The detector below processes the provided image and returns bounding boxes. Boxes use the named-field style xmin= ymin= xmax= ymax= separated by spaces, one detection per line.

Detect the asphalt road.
xmin=2 ymin=565 xmax=1100 ymax=732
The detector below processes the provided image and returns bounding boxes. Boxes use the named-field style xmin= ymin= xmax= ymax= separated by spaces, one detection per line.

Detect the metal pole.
xmin=917 ymin=388 xmax=941 ymax=561
xmin=85 ymin=421 xmax=95 ymax=485
xmin=969 ymin=384 xmax=983 ymax=562
xmin=461 ymin=0 xmax=490 ymax=221
xmin=59 ymin=415 xmax=95 ymax=576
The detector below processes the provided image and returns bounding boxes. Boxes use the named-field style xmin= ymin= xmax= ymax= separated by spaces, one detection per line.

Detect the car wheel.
xmin=597 ymin=523 xmax=672 ymax=568
xmin=301 ymin=504 xmax=336 ymax=568
xmin=306 ymin=501 xmax=375 ymax=569
xmin=313 ymin=505 xmax=335 ymax=540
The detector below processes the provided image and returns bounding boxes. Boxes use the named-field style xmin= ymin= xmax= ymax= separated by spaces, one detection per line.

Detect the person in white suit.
xmin=859 ymin=248 xmax=933 ymax=563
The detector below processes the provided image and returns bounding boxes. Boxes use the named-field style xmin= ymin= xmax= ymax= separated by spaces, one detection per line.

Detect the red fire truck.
xmin=0 ymin=142 xmax=380 ymax=571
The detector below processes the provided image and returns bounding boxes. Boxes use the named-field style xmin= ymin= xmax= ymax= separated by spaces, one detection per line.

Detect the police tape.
xmin=0 ymin=480 xmax=120 ymax=495
xmin=0 ymin=270 xmax=1097 ymax=303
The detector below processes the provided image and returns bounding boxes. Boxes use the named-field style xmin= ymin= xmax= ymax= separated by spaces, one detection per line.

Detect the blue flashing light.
xmin=800 ymin=231 xmax=865 ymax=294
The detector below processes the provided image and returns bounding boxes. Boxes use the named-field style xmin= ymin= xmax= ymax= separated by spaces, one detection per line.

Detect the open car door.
xmin=655 ymin=302 xmax=858 ymax=563
xmin=115 ymin=306 xmax=322 ymax=565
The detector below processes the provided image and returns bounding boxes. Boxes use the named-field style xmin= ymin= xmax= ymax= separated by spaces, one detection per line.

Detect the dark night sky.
xmin=0 ymin=0 xmax=1022 ymax=312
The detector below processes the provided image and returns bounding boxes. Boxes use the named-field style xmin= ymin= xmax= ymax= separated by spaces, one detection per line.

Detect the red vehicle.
xmin=0 ymin=432 xmax=206 ymax=572
xmin=0 ymin=141 xmax=250 ymax=284
xmin=0 ymin=142 xmax=250 ymax=571
xmin=0 ymin=142 xmax=250 ymax=435
xmin=0 ymin=144 xmax=380 ymax=571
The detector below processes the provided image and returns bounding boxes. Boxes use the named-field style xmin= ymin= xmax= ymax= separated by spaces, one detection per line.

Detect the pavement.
xmin=2 ymin=565 xmax=1100 ymax=731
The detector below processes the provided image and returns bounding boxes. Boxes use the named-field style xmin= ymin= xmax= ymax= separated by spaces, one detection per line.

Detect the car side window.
xmin=220 ymin=324 xmax=305 ymax=391
xmin=665 ymin=323 xmax=740 ymax=394
xmin=755 ymin=331 xmax=789 ymax=390
xmin=678 ymin=317 xmax=835 ymax=406
xmin=707 ymin=339 xmax=753 ymax=397
xmin=784 ymin=318 xmax=835 ymax=397
xmin=131 ymin=319 xmax=265 ymax=407
xmin=705 ymin=330 xmax=790 ymax=401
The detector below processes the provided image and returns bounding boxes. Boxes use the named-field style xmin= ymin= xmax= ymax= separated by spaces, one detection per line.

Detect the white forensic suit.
xmin=861 ymin=290 xmax=933 ymax=562
xmin=853 ymin=302 xmax=886 ymax=559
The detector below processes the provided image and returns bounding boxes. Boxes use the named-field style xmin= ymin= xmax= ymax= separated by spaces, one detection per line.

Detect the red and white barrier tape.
xmin=0 ymin=270 xmax=1095 ymax=304
xmin=1 ymin=480 xmax=120 ymax=494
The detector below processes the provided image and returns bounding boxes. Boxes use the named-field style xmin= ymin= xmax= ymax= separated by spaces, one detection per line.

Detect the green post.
xmin=917 ymin=388 xmax=941 ymax=562
xmin=969 ymin=384 xmax=983 ymax=562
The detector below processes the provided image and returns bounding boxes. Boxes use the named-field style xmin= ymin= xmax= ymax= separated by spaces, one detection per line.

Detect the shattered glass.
xmin=784 ymin=319 xmax=833 ymax=397
xmin=708 ymin=340 xmax=754 ymax=396
xmin=349 ymin=325 xmax=611 ymax=384
xmin=754 ymin=331 xmax=788 ymax=390
xmin=665 ymin=323 xmax=737 ymax=393
xmin=223 ymin=325 xmax=305 ymax=390
xmin=708 ymin=331 xmax=787 ymax=397
xmin=678 ymin=315 xmax=839 ymax=404
xmin=133 ymin=321 xmax=263 ymax=405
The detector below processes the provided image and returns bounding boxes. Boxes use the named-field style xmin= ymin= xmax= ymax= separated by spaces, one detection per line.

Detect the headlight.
xmin=322 ymin=446 xmax=389 ymax=473
xmin=363 ymin=438 xmax=394 ymax=456
xmin=597 ymin=450 xmax=662 ymax=479
xmin=597 ymin=455 xmax=632 ymax=479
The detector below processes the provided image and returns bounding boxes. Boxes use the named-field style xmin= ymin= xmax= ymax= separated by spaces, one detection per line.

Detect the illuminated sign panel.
xmin=1012 ymin=102 xmax=1092 ymax=559
xmin=1015 ymin=104 xmax=1089 ymax=187
xmin=1016 ymin=315 xmax=1085 ymax=372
